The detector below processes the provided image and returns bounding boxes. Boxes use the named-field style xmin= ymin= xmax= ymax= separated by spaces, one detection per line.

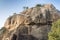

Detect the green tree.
xmin=48 ymin=19 xmax=60 ymax=40
xmin=23 ymin=6 xmax=28 ymax=10
xmin=36 ymin=4 xmax=42 ymax=11
xmin=36 ymin=4 xmax=42 ymax=7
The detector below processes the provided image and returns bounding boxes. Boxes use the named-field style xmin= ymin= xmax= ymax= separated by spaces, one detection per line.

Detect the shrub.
xmin=48 ymin=19 xmax=60 ymax=40
xmin=0 ymin=27 xmax=6 ymax=34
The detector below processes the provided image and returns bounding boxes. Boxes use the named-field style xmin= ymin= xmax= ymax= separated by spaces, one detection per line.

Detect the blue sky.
xmin=0 ymin=0 xmax=60 ymax=29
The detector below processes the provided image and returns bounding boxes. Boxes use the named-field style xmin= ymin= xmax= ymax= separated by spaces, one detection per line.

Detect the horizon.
xmin=0 ymin=0 xmax=60 ymax=29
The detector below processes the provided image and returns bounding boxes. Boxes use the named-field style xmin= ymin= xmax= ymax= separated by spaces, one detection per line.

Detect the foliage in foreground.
xmin=48 ymin=19 xmax=60 ymax=40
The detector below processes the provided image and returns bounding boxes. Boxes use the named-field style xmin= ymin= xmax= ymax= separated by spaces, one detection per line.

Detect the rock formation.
xmin=0 ymin=4 xmax=60 ymax=40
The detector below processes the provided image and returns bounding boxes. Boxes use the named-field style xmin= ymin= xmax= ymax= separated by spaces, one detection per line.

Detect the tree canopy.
xmin=23 ymin=6 xmax=29 ymax=10
xmin=36 ymin=4 xmax=42 ymax=7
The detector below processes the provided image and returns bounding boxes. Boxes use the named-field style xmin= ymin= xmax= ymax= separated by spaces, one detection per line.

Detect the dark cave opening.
xmin=11 ymin=34 xmax=17 ymax=40
xmin=17 ymin=35 xmax=38 ymax=40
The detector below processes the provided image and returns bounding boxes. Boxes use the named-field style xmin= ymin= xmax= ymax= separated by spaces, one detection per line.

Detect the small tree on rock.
xmin=23 ymin=6 xmax=29 ymax=10
xmin=36 ymin=4 xmax=42 ymax=7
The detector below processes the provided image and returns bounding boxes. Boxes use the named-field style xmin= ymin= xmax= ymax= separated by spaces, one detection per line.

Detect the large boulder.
xmin=1 ymin=4 xmax=60 ymax=40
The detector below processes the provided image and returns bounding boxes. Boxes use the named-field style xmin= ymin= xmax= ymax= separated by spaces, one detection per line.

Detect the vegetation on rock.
xmin=23 ymin=6 xmax=29 ymax=10
xmin=36 ymin=4 xmax=42 ymax=7
xmin=48 ymin=19 xmax=60 ymax=40
xmin=0 ymin=27 xmax=6 ymax=34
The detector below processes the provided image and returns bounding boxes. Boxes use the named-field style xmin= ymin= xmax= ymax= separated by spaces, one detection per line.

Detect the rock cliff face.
xmin=0 ymin=4 xmax=60 ymax=40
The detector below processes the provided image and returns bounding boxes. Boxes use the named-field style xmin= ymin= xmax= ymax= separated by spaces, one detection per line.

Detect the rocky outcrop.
xmin=4 ymin=14 xmax=32 ymax=31
xmin=0 ymin=4 xmax=60 ymax=40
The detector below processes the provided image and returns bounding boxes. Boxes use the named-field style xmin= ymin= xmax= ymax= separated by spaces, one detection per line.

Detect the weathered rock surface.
xmin=0 ymin=4 xmax=60 ymax=40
